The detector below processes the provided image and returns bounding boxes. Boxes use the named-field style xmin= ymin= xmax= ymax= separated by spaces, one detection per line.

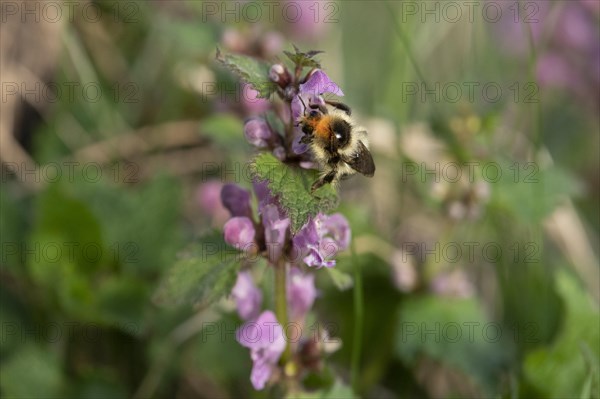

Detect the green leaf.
xmin=251 ymin=153 xmax=339 ymax=233
xmin=326 ymin=268 xmax=353 ymax=291
xmin=283 ymin=45 xmax=323 ymax=69
xmin=287 ymin=380 xmax=355 ymax=399
xmin=26 ymin=185 xmax=107 ymax=320
xmin=153 ymin=233 xmax=243 ymax=307
xmin=497 ymin=262 xmax=563 ymax=354
xmin=73 ymin=174 xmax=183 ymax=275
xmin=491 ymin=162 xmax=582 ymax=223
xmin=216 ymin=48 xmax=276 ymax=98
xmin=0 ymin=185 xmax=29 ymax=273
xmin=97 ymin=276 xmax=149 ymax=333
xmin=265 ymin=110 xmax=286 ymax=136
xmin=395 ymin=296 xmax=512 ymax=394
xmin=523 ymin=270 xmax=600 ymax=398
xmin=30 ymin=185 xmax=105 ymax=275
xmin=1 ymin=345 xmax=64 ymax=398
xmin=194 ymin=314 xmax=251 ymax=383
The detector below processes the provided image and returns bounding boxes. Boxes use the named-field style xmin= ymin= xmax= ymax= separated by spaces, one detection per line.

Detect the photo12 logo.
xmin=400 ymin=162 xmax=539 ymax=184
xmin=201 ymin=1 xmax=339 ymax=24
xmin=2 ymin=162 xmax=140 ymax=185
xmin=401 ymin=82 xmax=539 ymax=104
xmin=401 ymin=241 xmax=540 ymax=264
xmin=1 ymin=1 xmax=140 ymax=23
xmin=399 ymin=321 xmax=540 ymax=344
xmin=1 ymin=81 xmax=139 ymax=105
xmin=399 ymin=1 xmax=540 ymax=24
xmin=1 ymin=241 xmax=140 ymax=265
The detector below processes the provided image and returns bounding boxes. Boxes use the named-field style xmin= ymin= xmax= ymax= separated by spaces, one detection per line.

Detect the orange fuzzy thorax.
xmin=312 ymin=115 xmax=332 ymax=140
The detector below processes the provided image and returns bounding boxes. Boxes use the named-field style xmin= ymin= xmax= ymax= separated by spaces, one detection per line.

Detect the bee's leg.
xmin=311 ymin=169 xmax=337 ymax=193
xmin=300 ymin=134 xmax=313 ymax=144
xmin=325 ymin=100 xmax=352 ymax=116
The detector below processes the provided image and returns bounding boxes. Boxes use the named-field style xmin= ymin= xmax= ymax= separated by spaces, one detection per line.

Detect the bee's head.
xmin=308 ymin=110 xmax=320 ymax=119
xmin=297 ymin=95 xmax=323 ymax=119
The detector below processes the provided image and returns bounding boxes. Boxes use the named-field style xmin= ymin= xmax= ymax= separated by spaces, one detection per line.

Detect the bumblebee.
xmin=296 ymin=98 xmax=375 ymax=192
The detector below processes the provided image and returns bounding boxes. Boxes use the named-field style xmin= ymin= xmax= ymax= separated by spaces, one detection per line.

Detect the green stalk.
xmin=274 ymin=259 xmax=291 ymax=363
xmin=521 ymin=0 xmax=544 ymax=253
xmin=385 ymin=1 xmax=431 ymax=93
xmin=350 ymin=239 xmax=363 ymax=393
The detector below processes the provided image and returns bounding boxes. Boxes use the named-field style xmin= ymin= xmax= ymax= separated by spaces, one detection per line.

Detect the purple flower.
xmin=287 ymin=267 xmax=317 ymax=321
xmin=299 ymin=69 xmax=344 ymax=97
xmin=555 ymin=3 xmax=597 ymax=51
xmin=232 ymin=271 xmax=262 ymax=320
xmin=241 ymin=84 xmax=270 ymax=115
xmin=236 ymin=311 xmax=286 ymax=390
xmin=537 ymin=53 xmax=578 ymax=90
xmin=224 ymin=217 xmax=256 ymax=251
xmin=262 ymin=204 xmax=290 ymax=262
xmin=260 ymin=31 xmax=284 ymax=58
xmin=430 ymin=270 xmax=474 ymax=299
xmin=291 ymin=128 xmax=309 ymax=155
xmin=581 ymin=0 xmax=600 ymax=14
xmin=492 ymin=1 xmax=547 ymax=56
xmin=391 ymin=250 xmax=418 ymax=293
xmin=292 ymin=213 xmax=351 ymax=268
xmin=244 ymin=118 xmax=272 ymax=148
xmin=196 ymin=181 xmax=224 ymax=214
xmin=221 ymin=184 xmax=252 ymax=218
xmin=320 ymin=213 xmax=351 ymax=251
xmin=286 ymin=0 xmax=329 ymax=41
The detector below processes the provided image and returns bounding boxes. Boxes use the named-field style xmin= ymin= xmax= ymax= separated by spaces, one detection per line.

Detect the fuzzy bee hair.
xmin=297 ymin=103 xmax=375 ymax=192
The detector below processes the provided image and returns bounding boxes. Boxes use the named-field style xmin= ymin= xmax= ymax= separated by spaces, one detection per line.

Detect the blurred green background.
xmin=1 ymin=1 xmax=598 ymax=398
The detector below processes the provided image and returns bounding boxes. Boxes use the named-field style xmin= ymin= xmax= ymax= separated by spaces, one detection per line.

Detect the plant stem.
xmin=274 ymin=258 xmax=291 ymax=363
xmin=351 ymin=239 xmax=363 ymax=393
xmin=385 ymin=1 xmax=431 ymax=93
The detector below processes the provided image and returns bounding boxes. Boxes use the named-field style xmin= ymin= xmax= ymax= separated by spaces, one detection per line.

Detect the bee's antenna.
xmin=297 ymin=95 xmax=308 ymax=115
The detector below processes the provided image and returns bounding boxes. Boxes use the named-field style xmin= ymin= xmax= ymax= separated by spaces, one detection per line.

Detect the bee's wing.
xmin=342 ymin=140 xmax=375 ymax=177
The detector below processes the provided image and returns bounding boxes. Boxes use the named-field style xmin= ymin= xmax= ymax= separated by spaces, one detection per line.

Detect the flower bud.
xmin=224 ymin=216 xmax=256 ymax=251
xmin=196 ymin=181 xmax=225 ymax=215
xmin=244 ymin=118 xmax=272 ymax=148
xmin=196 ymin=181 xmax=229 ymax=226
xmin=261 ymin=31 xmax=284 ymax=58
xmin=221 ymin=184 xmax=252 ymax=218
xmin=222 ymin=29 xmax=246 ymax=53
xmin=272 ymin=146 xmax=286 ymax=161
xmin=391 ymin=250 xmax=418 ymax=293
xmin=269 ymin=63 xmax=292 ymax=88
xmin=241 ymin=84 xmax=270 ymax=115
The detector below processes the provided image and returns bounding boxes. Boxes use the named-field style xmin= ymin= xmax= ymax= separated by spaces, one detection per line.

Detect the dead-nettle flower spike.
xmin=216 ymin=48 xmax=358 ymax=392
